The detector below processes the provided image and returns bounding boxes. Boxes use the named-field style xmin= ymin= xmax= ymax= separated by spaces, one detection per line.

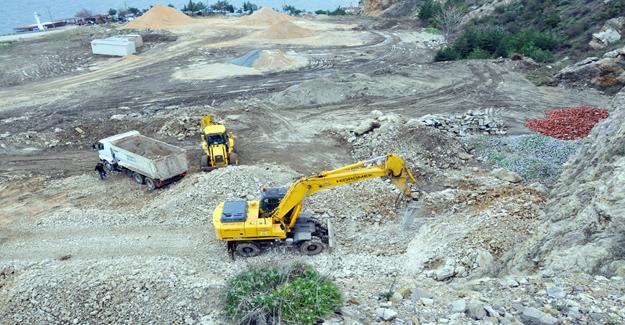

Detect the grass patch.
xmin=423 ymin=27 xmax=441 ymax=34
xmin=224 ymin=263 xmax=342 ymax=325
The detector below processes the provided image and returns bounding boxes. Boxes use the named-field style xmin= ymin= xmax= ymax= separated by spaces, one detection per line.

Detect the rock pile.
xmin=345 ymin=111 xmax=470 ymax=176
xmin=556 ymin=48 xmax=625 ymax=94
xmin=415 ymin=109 xmax=507 ymax=137
xmin=589 ymin=16 xmax=625 ymax=49
xmin=525 ymin=106 xmax=609 ymax=140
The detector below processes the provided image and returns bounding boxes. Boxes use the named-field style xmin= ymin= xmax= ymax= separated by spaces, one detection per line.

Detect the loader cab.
xmin=205 ymin=133 xmax=227 ymax=146
xmin=260 ymin=187 xmax=287 ymax=216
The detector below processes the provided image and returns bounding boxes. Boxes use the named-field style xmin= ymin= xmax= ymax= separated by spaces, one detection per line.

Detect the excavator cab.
xmin=260 ymin=187 xmax=287 ymax=216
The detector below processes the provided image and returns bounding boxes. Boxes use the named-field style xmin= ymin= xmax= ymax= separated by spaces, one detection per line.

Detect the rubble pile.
xmin=525 ymin=106 xmax=609 ymax=140
xmin=405 ymin=169 xmax=545 ymax=281
xmin=416 ymin=109 xmax=507 ymax=137
xmin=157 ymin=116 xmax=199 ymax=140
xmin=346 ymin=111 xmax=470 ymax=176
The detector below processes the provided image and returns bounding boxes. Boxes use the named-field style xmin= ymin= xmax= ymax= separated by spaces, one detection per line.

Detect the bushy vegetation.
xmin=316 ymin=7 xmax=348 ymax=16
xmin=224 ymin=263 xmax=342 ymax=325
xmin=435 ymin=27 xmax=558 ymax=62
xmin=427 ymin=0 xmax=625 ymax=62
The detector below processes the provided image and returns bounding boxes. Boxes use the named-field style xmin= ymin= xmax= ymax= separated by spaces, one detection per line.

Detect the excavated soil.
xmin=126 ymin=4 xmax=198 ymax=29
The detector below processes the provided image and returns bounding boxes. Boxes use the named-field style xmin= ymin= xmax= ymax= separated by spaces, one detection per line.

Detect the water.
xmin=0 ymin=0 xmax=358 ymax=35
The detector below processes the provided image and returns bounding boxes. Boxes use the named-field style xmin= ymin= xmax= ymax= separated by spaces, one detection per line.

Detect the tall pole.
xmin=46 ymin=6 xmax=54 ymax=22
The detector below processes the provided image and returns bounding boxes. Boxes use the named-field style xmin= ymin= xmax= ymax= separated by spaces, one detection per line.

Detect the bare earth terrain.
xmin=1 ymin=10 xmax=623 ymax=325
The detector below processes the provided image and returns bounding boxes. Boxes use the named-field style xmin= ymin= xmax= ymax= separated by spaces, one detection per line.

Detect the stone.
xmin=520 ymin=307 xmax=559 ymax=325
xmin=353 ymin=119 xmax=381 ymax=136
xmin=466 ymin=300 xmax=487 ymax=320
xmin=546 ymin=287 xmax=566 ymax=299
xmin=377 ymin=308 xmax=398 ymax=321
xmin=390 ymin=292 xmax=403 ymax=304
xmin=370 ymin=110 xmax=384 ymax=118
xmin=110 ymin=114 xmax=126 ymax=121
xmin=449 ymin=299 xmax=466 ymax=313
xmin=484 ymin=304 xmax=500 ymax=317
xmin=420 ymin=298 xmax=434 ymax=306
xmin=492 ymin=168 xmax=523 ymax=183
xmin=434 ymin=265 xmax=456 ymax=281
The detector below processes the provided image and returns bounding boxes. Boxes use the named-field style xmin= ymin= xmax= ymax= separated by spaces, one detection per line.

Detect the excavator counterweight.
xmin=211 ymin=153 xmax=416 ymax=257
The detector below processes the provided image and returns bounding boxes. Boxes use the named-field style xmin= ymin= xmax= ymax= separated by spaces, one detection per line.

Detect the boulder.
xmin=465 ymin=300 xmax=487 ymax=320
xmin=449 ymin=299 xmax=466 ymax=313
xmin=590 ymin=17 xmax=625 ymax=49
xmin=353 ymin=119 xmax=381 ymax=136
xmin=520 ymin=307 xmax=559 ymax=325
xmin=376 ymin=308 xmax=398 ymax=321
xmin=492 ymin=168 xmax=523 ymax=183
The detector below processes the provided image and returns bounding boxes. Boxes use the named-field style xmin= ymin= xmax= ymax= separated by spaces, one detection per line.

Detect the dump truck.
xmin=212 ymin=153 xmax=416 ymax=257
xmin=95 ymin=131 xmax=189 ymax=190
xmin=200 ymin=115 xmax=237 ymax=171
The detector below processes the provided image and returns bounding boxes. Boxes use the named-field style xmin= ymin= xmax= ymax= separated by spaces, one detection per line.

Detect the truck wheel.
xmin=229 ymin=152 xmax=239 ymax=165
xmin=299 ymin=238 xmax=324 ymax=255
xmin=104 ymin=161 xmax=116 ymax=172
xmin=145 ymin=178 xmax=157 ymax=190
xmin=235 ymin=242 xmax=261 ymax=257
xmin=133 ymin=172 xmax=145 ymax=185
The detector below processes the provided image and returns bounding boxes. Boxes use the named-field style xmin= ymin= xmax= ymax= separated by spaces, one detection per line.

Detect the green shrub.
xmin=423 ymin=27 xmax=441 ymax=34
xmin=435 ymin=27 xmax=557 ymax=62
xmin=224 ymin=263 xmax=342 ymax=325
xmin=419 ymin=0 xmax=442 ymax=24
xmin=468 ymin=47 xmax=492 ymax=59
xmin=543 ymin=14 xmax=561 ymax=28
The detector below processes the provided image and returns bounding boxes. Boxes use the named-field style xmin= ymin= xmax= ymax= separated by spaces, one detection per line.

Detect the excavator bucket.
xmin=200 ymin=115 xmax=213 ymax=129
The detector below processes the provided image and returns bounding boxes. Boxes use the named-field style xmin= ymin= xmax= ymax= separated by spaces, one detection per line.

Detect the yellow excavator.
xmin=200 ymin=115 xmax=237 ymax=171
xmin=212 ymin=153 xmax=416 ymax=257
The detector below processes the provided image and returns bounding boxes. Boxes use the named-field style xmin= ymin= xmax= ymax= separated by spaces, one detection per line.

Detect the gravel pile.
xmin=416 ymin=109 xmax=507 ymax=137
xmin=464 ymin=134 xmax=580 ymax=185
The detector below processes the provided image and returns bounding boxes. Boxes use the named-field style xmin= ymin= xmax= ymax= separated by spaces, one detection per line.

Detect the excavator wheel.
xmin=235 ymin=242 xmax=261 ymax=257
xmin=298 ymin=237 xmax=324 ymax=255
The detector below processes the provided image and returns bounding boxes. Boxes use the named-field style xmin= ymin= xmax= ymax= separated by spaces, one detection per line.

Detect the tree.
xmin=315 ymin=10 xmax=328 ymax=15
xmin=128 ymin=7 xmax=140 ymax=15
xmin=418 ymin=0 xmax=441 ymax=24
xmin=436 ymin=5 xmax=463 ymax=40
xmin=283 ymin=5 xmax=303 ymax=16
xmin=329 ymin=7 xmax=347 ymax=16
xmin=108 ymin=8 xmax=117 ymax=16
xmin=75 ymin=9 xmax=93 ymax=18
xmin=183 ymin=0 xmax=206 ymax=12
xmin=211 ymin=0 xmax=234 ymax=13
xmin=242 ymin=1 xmax=258 ymax=13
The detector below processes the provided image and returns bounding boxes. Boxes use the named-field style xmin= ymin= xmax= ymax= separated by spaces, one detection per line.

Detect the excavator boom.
xmin=211 ymin=153 xmax=416 ymax=257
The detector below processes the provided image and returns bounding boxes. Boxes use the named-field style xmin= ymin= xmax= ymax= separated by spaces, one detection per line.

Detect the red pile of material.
xmin=525 ymin=106 xmax=609 ymax=140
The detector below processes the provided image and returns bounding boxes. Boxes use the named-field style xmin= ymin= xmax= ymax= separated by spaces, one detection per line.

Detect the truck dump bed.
xmin=111 ymin=134 xmax=188 ymax=180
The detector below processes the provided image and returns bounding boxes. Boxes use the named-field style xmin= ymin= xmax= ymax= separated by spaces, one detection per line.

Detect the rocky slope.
xmin=509 ymin=90 xmax=625 ymax=276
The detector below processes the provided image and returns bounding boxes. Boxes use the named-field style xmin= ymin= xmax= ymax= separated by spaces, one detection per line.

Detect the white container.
xmin=119 ymin=34 xmax=143 ymax=48
xmin=91 ymin=37 xmax=136 ymax=56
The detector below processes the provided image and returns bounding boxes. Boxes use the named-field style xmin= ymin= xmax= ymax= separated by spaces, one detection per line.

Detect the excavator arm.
xmin=271 ymin=154 xmax=416 ymax=230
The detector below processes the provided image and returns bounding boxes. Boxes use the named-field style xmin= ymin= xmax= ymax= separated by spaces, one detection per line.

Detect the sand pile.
xmin=126 ymin=4 xmax=197 ymax=29
xmin=253 ymin=50 xmax=296 ymax=71
xmin=241 ymin=7 xmax=294 ymax=25
xmin=256 ymin=21 xmax=313 ymax=39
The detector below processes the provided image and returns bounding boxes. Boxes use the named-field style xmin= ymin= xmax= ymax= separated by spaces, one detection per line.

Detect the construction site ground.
xmin=1 ymin=12 xmax=621 ymax=325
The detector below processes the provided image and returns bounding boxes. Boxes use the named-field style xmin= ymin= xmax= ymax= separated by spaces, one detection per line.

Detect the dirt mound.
xmin=126 ymin=4 xmax=196 ymax=29
xmin=253 ymin=50 xmax=296 ymax=70
xmin=256 ymin=21 xmax=313 ymax=39
xmin=241 ymin=7 xmax=293 ymax=25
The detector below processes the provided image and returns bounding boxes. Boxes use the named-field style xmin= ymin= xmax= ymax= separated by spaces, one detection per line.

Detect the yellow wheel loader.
xmin=200 ymin=115 xmax=237 ymax=171
xmin=211 ymin=153 xmax=416 ymax=257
